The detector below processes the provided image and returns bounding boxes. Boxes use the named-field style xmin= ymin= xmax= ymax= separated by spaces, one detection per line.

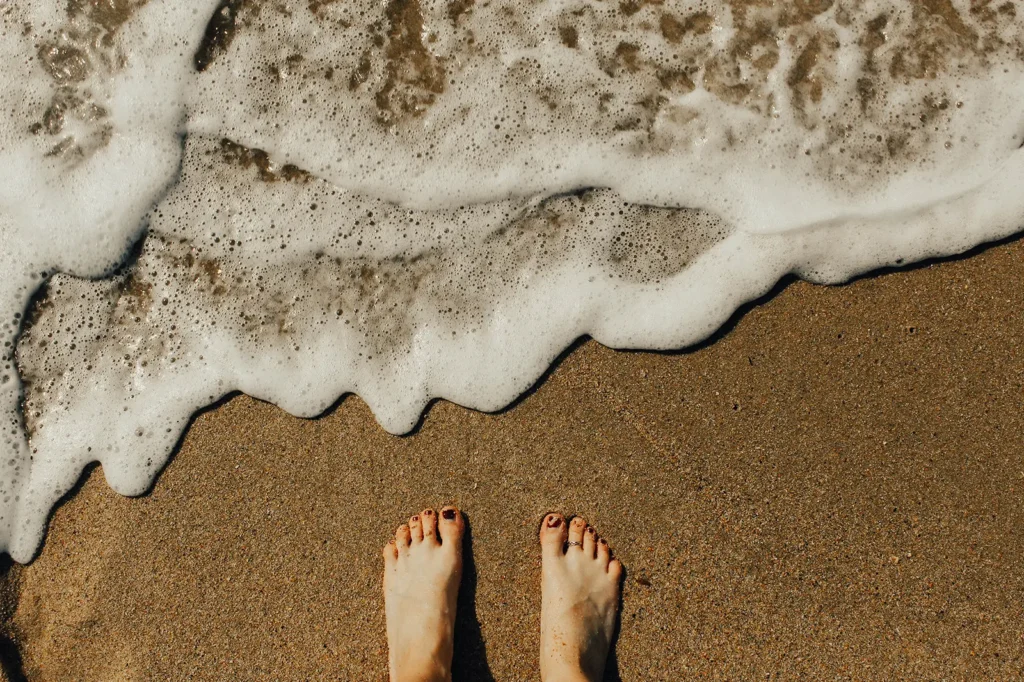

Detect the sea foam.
xmin=1 ymin=0 xmax=1023 ymax=561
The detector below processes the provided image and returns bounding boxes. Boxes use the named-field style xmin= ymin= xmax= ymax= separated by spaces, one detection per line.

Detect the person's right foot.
xmin=538 ymin=514 xmax=622 ymax=682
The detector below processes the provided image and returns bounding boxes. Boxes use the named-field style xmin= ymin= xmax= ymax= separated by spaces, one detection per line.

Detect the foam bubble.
xmin=0 ymin=0 xmax=1022 ymax=561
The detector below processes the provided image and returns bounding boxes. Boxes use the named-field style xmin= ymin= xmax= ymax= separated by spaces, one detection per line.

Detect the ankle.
xmin=390 ymin=664 xmax=450 ymax=682
xmin=390 ymin=652 xmax=450 ymax=682
xmin=541 ymin=658 xmax=602 ymax=682
xmin=540 ymin=666 xmax=597 ymax=682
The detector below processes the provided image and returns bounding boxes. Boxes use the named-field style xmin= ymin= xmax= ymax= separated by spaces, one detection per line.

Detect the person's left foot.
xmin=383 ymin=507 xmax=464 ymax=682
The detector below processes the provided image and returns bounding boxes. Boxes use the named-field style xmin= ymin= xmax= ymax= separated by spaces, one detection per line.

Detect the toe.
xmin=596 ymin=538 xmax=611 ymax=567
xmin=539 ymin=513 xmax=567 ymax=557
xmin=382 ymin=540 xmax=398 ymax=567
xmin=438 ymin=506 xmax=464 ymax=547
xmin=583 ymin=525 xmax=598 ymax=558
xmin=420 ymin=509 xmax=438 ymax=545
xmin=395 ymin=523 xmax=412 ymax=554
xmin=567 ymin=516 xmax=586 ymax=550
xmin=608 ymin=558 xmax=623 ymax=581
xmin=409 ymin=514 xmax=423 ymax=543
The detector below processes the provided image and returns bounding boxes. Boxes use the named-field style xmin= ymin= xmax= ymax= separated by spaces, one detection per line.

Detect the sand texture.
xmin=1 ymin=239 xmax=1023 ymax=681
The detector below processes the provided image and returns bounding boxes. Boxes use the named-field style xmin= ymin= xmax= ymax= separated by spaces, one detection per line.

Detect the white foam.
xmin=188 ymin=0 xmax=1024 ymax=229
xmin=1 ymin=0 xmax=1022 ymax=561
xmin=0 ymin=0 xmax=220 ymax=559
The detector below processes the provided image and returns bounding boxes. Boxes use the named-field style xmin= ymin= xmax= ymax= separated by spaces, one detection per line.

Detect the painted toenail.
xmin=423 ymin=510 xmax=433 ymax=516
xmin=599 ymin=539 xmax=607 ymax=545
xmin=546 ymin=516 xmax=562 ymax=528
xmin=442 ymin=509 xmax=456 ymax=520
xmin=587 ymin=527 xmax=595 ymax=534
xmin=411 ymin=515 xmax=419 ymax=522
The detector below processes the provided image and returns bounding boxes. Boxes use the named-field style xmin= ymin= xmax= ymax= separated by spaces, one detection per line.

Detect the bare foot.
xmin=383 ymin=507 xmax=464 ymax=682
xmin=539 ymin=514 xmax=622 ymax=682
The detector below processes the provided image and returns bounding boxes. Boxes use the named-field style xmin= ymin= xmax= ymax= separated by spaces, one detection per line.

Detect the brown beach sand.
xmin=1 ymin=239 xmax=1023 ymax=681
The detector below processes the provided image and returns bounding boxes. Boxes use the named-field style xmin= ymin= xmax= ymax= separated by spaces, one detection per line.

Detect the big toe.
xmin=438 ymin=506 xmax=464 ymax=549
xmin=539 ymin=513 xmax=567 ymax=556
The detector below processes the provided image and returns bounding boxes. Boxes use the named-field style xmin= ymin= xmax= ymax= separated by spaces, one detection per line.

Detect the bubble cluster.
xmin=0 ymin=1 xmax=1022 ymax=561
xmin=189 ymin=0 xmax=1024 ymax=225
xmin=19 ymin=135 xmax=731 ymax=432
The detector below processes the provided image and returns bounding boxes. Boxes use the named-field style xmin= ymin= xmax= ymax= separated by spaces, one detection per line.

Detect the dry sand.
xmin=1 ymin=238 xmax=1022 ymax=681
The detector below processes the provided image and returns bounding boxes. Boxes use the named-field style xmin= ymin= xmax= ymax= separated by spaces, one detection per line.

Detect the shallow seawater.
xmin=0 ymin=0 xmax=1022 ymax=561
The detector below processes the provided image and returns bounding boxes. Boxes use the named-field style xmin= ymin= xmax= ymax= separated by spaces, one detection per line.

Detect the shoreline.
xmin=2 ymin=236 xmax=1023 ymax=680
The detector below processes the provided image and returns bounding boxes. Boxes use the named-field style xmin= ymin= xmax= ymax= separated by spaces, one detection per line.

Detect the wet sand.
xmin=2 ymin=238 xmax=1023 ymax=681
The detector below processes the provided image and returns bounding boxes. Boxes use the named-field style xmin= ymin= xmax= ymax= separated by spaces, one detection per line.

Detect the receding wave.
xmin=0 ymin=0 xmax=1022 ymax=561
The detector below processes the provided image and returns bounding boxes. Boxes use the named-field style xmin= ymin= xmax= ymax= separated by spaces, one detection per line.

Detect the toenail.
xmin=442 ymin=509 xmax=456 ymax=520
xmin=423 ymin=510 xmax=433 ymax=516
xmin=546 ymin=516 xmax=562 ymax=528
xmin=411 ymin=515 xmax=419 ymax=522
xmin=599 ymin=539 xmax=607 ymax=545
xmin=587 ymin=527 xmax=595 ymax=534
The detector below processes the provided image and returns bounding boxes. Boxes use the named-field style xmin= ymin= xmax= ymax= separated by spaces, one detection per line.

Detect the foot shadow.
xmin=451 ymin=515 xmax=495 ymax=682
xmin=0 ymin=633 xmax=27 ymax=682
xmin=604 ymin=648 xmax=623 ymax=682
xmin=0 ymin=555 xmax=27 ymax=682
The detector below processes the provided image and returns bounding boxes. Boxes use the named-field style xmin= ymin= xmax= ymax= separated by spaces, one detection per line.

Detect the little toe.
xmin=409 ymin=514 xmax=423 ymax=543
xmin=596 ymin=538 xmax=611 ymax=567
xmin=383 ymin=540 xmax=398 ymax=567
xmin=395 ymin=523 xmax=412 ymax=554
xmin=438 ymin=506 xmax=465 ymax=548
xmin=539 ymin=513 xmax=567 ymax=557
xmin=583 ymin=526 xmax=598 ymax=557
xmin=567 ymin=516 xmax=587 ymax=549
xmin=609 ymin=558 xmax=624 ymax=581
xmin=420 ymin=509 xmax=439 ymax=544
